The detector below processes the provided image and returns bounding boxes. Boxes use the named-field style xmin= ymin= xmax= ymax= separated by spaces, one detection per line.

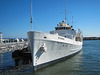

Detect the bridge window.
xmin=56 ymin=27 xmax=71 ymax=30
xmin=55 ymin=27 xmax=59 ymax=30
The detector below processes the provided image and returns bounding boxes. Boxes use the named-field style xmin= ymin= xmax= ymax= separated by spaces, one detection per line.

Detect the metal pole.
xmin=0 ymin=33 xmax=2 ymax=43
xmin=31 ymin=0 xmax=33 ymax=31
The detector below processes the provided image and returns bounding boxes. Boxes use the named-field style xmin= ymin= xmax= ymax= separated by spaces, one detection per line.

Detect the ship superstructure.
xmin=50 ymin=20 xmax=83 ymax=42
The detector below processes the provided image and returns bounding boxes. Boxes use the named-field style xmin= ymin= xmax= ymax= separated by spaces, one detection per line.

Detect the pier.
xmin=0 ymin=41 xmax=28 ymax=53
xmin=0 ymin=32 xmax=29 ymax=53
xmin=83 ymin=37 xmax=100 ymax=40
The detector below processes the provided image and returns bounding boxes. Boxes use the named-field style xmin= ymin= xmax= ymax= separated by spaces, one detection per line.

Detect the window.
xmin=44 ymin=37 xmax=47 ymax=38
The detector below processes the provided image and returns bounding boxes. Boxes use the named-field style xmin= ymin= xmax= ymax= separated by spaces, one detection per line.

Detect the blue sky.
xmin=0 ymin=0 xmax=100 ymax=38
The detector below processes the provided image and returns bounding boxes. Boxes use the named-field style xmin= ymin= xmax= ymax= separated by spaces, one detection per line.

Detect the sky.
xmin=0 ymin=0 xmax=100 ymax=38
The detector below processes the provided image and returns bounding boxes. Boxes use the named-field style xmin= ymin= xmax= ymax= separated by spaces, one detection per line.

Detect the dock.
xmin=83 ymin=37 xmax=100 ymax=40
xmin=0 ymin=32 xmax=29 ymax=53
xmin=0 ymin=41 xmax=28 ymax=53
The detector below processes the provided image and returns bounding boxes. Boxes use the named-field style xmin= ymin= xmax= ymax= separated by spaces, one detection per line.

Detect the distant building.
xmin=0 ymin=32 xmax=2 ymax=43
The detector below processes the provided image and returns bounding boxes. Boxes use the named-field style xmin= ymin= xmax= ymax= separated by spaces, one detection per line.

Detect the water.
xmin=0 ymin=40 xmax=100 ymax=75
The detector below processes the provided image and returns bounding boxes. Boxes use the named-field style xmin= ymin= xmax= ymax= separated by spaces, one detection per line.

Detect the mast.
xmin=30 ymin=0 xmax=41 ymax=31
xmin=72 ymin=16 xmax=73 ymax=27
xmin=30 ymin=0 xmax=33 ymax=31
xmin=65 ymin=0 xmax=67 ymax=22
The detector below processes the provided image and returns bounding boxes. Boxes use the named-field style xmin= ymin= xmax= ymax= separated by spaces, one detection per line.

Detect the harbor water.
xmin=0 ymin=40 xmax=100 ymax=75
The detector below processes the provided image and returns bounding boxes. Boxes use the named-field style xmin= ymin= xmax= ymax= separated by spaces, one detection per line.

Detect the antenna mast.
xmin=30 ymin=0 xmax=33 ymax=31
xmin=72 ymin=16 xmax=73 ymax=27
xmin=65 ymin=0 xmax=67 ymax=22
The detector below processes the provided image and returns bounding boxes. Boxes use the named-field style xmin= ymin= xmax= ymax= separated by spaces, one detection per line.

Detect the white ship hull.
xmin=28 ymin=31 xmax=83 ymax=70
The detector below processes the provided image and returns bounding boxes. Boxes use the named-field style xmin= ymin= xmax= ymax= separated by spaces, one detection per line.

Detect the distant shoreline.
xmin=83 ymin=37 xmax=100 ymax=40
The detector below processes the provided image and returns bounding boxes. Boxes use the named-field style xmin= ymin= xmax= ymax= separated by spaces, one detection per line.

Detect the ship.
xmin=27 ymin=1 xmax=83 ymax=70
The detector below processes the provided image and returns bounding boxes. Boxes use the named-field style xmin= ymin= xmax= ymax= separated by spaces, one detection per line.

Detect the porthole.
xmin=44 ymin=37 xmax=47 ymax=38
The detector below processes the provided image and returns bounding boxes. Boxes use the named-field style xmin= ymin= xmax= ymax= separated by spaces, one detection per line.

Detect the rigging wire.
xmin=33 ymin=18 xmax=42 ymax=32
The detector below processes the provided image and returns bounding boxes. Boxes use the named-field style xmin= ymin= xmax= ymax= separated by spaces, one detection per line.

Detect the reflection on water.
xmin=0 ymin=50 xmax=83 ymax=75
xmin=12 ymin=51 xmax=32 ymax=69
xmin=0 ymin=54 xmax=3 ymax=63
xmin=0 ymin=51 xmax=33 ymax=75
xmin=0 ymin=52 xmax=14 ymax=73
xmin=35 ymin=50 xmax=83 ymax=75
